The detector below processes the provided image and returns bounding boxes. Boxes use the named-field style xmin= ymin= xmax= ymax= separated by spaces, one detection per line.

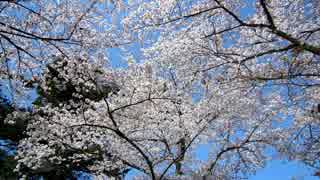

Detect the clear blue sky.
xmin=251 ymin=160 xmax=318 ymax=180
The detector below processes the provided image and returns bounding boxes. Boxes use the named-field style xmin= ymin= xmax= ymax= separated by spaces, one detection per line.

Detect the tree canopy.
xmin=0 ymin=0 xmax=319 ymax=179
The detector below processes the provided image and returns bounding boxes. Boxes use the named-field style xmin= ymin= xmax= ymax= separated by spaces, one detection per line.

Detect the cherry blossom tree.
xmin=124 ymin=0 xmax=320 ymax=176
xmin=14 ymin=56 xmax=284 ymax=179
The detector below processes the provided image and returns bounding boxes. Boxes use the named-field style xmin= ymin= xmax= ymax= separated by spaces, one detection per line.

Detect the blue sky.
xmin=251 ymin=160 xmax=318 ymax=180
xmin=192 ymin=143 xmax=318 ymax=180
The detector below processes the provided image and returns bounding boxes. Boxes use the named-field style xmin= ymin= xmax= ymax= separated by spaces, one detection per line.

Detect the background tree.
xmin=0 ymin=94 xmax=18 ymax=180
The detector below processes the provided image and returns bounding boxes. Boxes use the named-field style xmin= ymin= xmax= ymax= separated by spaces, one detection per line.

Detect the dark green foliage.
xmin=0 ymin=98 xmax=13 ymax=126
xmin=0 ymin=96 xmax=27 ymax=179
xmin=0 ymin=98 xmax=27 ymax=142
xmin=0 ymin=149 xmax=17 ymax=180
xmin=0 ymin=124 xmax=26 ymax=142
